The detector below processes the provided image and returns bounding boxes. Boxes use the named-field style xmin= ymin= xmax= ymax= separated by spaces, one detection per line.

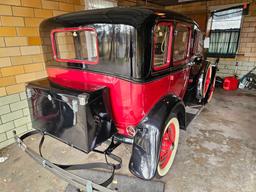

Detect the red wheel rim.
xmin=203 ymin=67 xmax=212 ymax=97
xmin=159 ymin=122 xmax=176 ymax=169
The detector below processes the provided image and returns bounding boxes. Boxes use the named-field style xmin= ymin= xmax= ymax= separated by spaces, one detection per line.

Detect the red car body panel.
xmin=47 ymin=67 xmax=190 ymax=136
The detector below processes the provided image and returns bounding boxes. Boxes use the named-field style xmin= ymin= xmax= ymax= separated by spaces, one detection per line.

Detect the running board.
xmin=185 ymin=104 xmax=204 ymax=127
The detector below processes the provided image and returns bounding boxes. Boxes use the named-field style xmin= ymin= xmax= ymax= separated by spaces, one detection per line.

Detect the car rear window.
xmin=49 ymin=24 xmax=137 ymax=78
xmin=51 ymin=27 xmax=99 ymax=64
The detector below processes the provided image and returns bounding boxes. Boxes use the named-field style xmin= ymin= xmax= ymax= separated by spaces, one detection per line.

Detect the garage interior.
xmin=0 ymin=0 xmax=255 ymax=192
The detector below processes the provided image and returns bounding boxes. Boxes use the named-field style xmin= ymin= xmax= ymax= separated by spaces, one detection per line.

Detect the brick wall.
xmin=0 ymin=0 xmax=86 ymax=149
xmin=118 ymin=0 xmax=163 ymax=8
xmin=0 ymin=92 xmax=29 ymax=148
xmin=166 ymin=0 xmax=256 ymax=78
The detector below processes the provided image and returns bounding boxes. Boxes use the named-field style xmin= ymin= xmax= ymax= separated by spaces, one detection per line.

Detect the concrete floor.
xmin=0 ymin=88 xmax=256 ymax=192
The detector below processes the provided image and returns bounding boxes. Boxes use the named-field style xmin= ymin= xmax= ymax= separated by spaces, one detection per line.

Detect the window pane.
xmin=173 ymin=25 xmax=189 ymax=62
xmin=54 ymin=29 xmax=98 ymax=63
xmin=55 ymin=32 xmax=76 ymax=60
xmin=208 ymin=29 xmax=240 ymax=57
xmin=153 ymin=24 xmax=170 ymax=69
xmin=79 ymin=30 xmax=98 ymax=61
xmin=208 ymin=7 xmax=242 ymax=57
xmin=211 ymin=8 xmax=242 ymax=30
xmin=193 ymin=29 xmax=203 ymax=56
xmin=87 ymin=0 xmax=117 ymax=9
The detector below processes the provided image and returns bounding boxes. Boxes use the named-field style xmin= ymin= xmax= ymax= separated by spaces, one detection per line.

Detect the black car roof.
xmin=50 ymin=7 xmax=198 ymax=28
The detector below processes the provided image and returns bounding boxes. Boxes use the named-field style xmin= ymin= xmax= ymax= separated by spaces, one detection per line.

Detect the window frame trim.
xmin=152 ymin=22 xmax=173 ymax=71
xmin=50 ymin=27 xmax=99 ymax=65
xmin=172 ymin=23 xmax=192 ymax=66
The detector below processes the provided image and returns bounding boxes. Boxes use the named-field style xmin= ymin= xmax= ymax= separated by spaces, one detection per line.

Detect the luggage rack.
xmin=13 ymin=130 xmax=122 ymax=192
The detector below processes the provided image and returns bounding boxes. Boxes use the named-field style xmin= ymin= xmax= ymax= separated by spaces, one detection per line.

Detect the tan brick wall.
xmin=0 ymin=0 xmax=86 ymax=149
xmin=118 ymin=0 xmax=163 ymax=8
xmin=166 ymin=0 xmax=256 ymax=78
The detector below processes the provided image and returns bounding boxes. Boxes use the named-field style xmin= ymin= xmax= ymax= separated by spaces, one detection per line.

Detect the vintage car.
xmin=14 ymin=7 xmax=217 ymax=189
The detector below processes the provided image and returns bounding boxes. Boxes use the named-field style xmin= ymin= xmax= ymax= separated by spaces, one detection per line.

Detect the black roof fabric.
xmin=47 ymin=7 xmax=196 ymax=28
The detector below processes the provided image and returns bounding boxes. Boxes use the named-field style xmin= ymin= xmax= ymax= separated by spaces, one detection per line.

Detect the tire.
xmin=156 ymin=115 xmax=180 ymax=178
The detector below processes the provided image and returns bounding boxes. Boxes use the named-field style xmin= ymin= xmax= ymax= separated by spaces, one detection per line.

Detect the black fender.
xmin=129 ymin=95 xmax=185 ymax=180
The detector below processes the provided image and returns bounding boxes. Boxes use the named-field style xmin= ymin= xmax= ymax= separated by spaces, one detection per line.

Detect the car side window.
xmin=193 ymin=29 xmax=204 ymax=56
xmin=173 ymin=24 xmax=190 ymax=63
xmin=153 ymin=22 xmax=172 ymax=71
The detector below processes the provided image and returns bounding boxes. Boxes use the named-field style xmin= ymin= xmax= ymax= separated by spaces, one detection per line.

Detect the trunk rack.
xmin=13 ymin=130 xmax=122 ymax=192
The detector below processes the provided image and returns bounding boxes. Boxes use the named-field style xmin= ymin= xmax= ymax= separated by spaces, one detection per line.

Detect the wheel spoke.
xmin=160 ymin=149 xmax=173 ymax=168
xmin=160 ymin=152 xmax=167 ymax=161
xmin=167 ymin=124 xmax=175 ymax=144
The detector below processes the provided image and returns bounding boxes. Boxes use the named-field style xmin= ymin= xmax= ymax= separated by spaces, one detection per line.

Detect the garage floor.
xmin=0 ymin=89 xmax=256 ymax=192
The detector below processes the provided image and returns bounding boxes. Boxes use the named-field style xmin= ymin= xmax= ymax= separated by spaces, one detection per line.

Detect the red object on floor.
xmin=223 ymin=76 xmax=239 ymax=90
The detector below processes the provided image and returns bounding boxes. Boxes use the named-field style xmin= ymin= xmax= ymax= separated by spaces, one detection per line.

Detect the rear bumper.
xmin=13 ymin=130 xmax=117 ymax=192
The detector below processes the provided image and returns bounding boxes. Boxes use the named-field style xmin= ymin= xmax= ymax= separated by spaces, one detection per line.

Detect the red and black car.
xmin=14 ymin=7 xmax=216 ymax=187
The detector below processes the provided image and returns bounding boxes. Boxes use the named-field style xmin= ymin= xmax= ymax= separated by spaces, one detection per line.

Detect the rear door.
xmin=169 ymin=23 xmax=192 ymax=98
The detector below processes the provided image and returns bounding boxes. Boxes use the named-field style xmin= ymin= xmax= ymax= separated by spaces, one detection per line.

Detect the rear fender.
xmin=129 ymin=95 xmax=185 ymax=180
